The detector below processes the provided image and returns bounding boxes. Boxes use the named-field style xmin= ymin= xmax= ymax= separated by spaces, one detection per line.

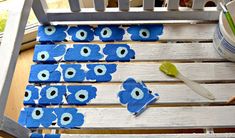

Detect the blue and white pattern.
xmin=30 ymin=134 xmax=61 ymax=138
xmin=86 ymin=64 xmax=117 ymax=82
xmin=66 ymin=85 xmax=97 ymax=105
xmin=118 ymin=78 xmax=159 ymax=115
xmin=23 ymin=85 xmax=39 ymax=105
xmin=127 ymin=24 xmax=163 ymax=41
xmin=61 ymin=64 xmax=86 ymax=82
xmin=67 ymin=25 xmax=94 ymax=42
xmin=94 ymin=25 xmax=125 ymax=42
xmin=103 ymin=44 xmax=135 ymax=62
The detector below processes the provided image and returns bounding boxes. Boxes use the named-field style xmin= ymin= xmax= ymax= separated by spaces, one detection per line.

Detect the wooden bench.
xmin=0 ymin=0 xmax=235 ymax=137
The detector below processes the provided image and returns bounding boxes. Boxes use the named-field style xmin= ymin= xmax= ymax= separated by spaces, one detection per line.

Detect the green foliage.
xmin=0 ymin=11 xmax=8 ymax=32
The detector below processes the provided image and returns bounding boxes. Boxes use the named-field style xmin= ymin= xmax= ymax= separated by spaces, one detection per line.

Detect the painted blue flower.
xmin=94 ymin=25 xmax=125 ymax=42
xmin=20 ymin=108 xmax=56 ymax=128
xmin=54 ymin=108 xmax=84 ymax=128
xmin=86 ymin=64 xmax=117 ymax=82
xmin=103 ymin=44 xmax=135 ymax=62
xmin=38 ymin=25 xmax=68 ymax=42
xmin=66 ymin=85 xmax=97 ymax=105
xmin=61 ymin=64 xmax=85 ymax=82
xmin=30 ymin=134 xmax=61 ymax=138
xmin=127 ymin=24 xmax=163 ymax=41
xmin=29 ymin=65 xmax=61 ymax=83
xmin=33 ymin=45 xmax=66 ymax=63
xmin=23 ymin=85 xmax=39 ymax=105
xmin=64 ymin=44 xmax=103 ymax=62
xmin=30 ymin=133 xmax=43 ymax=138
xmin=18 ymin=109 xmax=27 ymax=127
xmin=38 ymin=86 xmax=66 ymax=105
xmin=118 ymin=78 xmax=159 ymax=115
xmin=67 ymin=25 xmax=94 ymax=42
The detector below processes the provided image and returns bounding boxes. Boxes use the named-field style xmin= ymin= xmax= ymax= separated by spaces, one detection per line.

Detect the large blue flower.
xmin=103 ymin=44 xmax=135 ymax=62
xmin=67 ymin=25 xmax=94 ymax=42
xmin=86 ymin=64 xmax=117 ymax=82
xmin=19 ymin=108 xmax=57 ymax=128
xmin=94 ymin=25 xmax=125 ymax=42
xmin=61 ymin=64 xmax=85 ymax=82
xmin=38 ymin=86 xmax=66 ymax=105
xmin=24 ymin=85 xmax=39 ymax=105
xmin=127 ymin=24 xmax=163 ymax=41
xmin=38 ymin=25 xmax=68 ymax=42
xmin=29 ymin=65 xmax=61 ymax=83
xmin=33 ymin=44 xmax=66 ymax=63
xmin=30 ymin=134 xmax=61 ymax=138
xmin=64 ymin=44 xmax=103 ymax=62
xmin=54 ymin=108 xmax=84 ymax=128
xmin=66 ymin=85 xmax=97 ymax=105
xmin=118 ymin=78 xmax=159 ymax=115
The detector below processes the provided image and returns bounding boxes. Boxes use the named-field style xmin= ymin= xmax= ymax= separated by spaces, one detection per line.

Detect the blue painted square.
xmin=67 ymin=25 xmax=94 ymax=42
xmin=61 ymin=64 xmax=85 ymax=82
xmin=23 ymin=85 xmax=39 ymax=105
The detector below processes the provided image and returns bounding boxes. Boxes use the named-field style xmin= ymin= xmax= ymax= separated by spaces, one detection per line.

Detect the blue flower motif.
xmin=29 ymin=65 xmax=61 ymax=83
xmin=66 ymin=85 xmax=97 ymax=105
xmin=86 ymin=64 xmax=117 ymax=82
xmin=30 ymin=134 xmax=61 ymax=138
xmin=61 ymin=64 xmax=85 ymax=82
xmin=33 ymin=44 xmax=66 ymax=63
xmin=67 ymin=25 xmax=94 ymax=42
xmin=118 ymin=78 xmax=159 ymax=115
xmin=127 ymin=24 xmax=163 ymax=41
xmin=103 ymin=44 xmax=135 ymax=62
xmin=94 ymin=25 xmax=125 ymax=42
xmin=30 ymin=133 xmax=43 ymax=138
xmin=64 ymin=44 xmax=103 ymax=62
xmin=24 ymin=85 xmax=39 ymax=105
xmin=38 ymin=25 xmax=68 ymax=42
xmin=38 ymin=86 xmax=66 ymax=105
xmin=54 ymin=108 xmax=84 ymax=128
xmin=20 ymin=108 xmax=57 ymax=128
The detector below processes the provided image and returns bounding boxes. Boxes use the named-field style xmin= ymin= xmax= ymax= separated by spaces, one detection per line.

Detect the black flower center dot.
xmin=103 ymin=30 xmax=107 ymax=35
xmin=120 ymin=49 xmax=126 ymax=55
xmin=47 ymin=28 xmax=52 ymax=32
xmin=63 ymin=117 xmax=70 ymax=121
xmin=50 ymin=90 xmax=56 ymax=96
xmin=67 ymin=71 xmax=74 ymax=75
xmin=41 ymin=54 xmax=45 ymax=59
xmin=142 ymin=31 xmax=147 ymax=37
xmin=135 ymin=91 xmax=140 ymax=96
xmin=24 ymin=91 xmax=28 ymax=97
xmin=79 ymin=94 xmax=85 ymax=99
xmin=97 ymin=68 xmax=103 ymax=73
xmin=42 ymin=73 xmax=46 ymax=77
xmin=83 ymin=48 xmax=88 ymax=53
xmin=80 ymin=31 xmax=85 ymax=37
xmin=36 ymin=110 xmax=41 ymax=116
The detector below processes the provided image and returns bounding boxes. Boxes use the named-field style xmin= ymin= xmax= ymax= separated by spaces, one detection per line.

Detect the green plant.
xmin=0 ymin=11 xmax=8 ymax=32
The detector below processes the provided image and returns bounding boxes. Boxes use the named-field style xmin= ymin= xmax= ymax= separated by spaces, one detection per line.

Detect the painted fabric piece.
xmin=127 ymin=24 xmax=163 ymax=41
xmin=38 ymin=25 xmax=68 ymax=42
xmin=103 ymin=44 xmax=135 ymax=62
xmin=33 ymin=44 xmax=66 ymax=63
xmin=118 ymin=78 xmax=159 ymax=115
xmin=24 ymin=85 xmax=39 ymax=105
xmin=61 ymin=64 xmax=86 ymax=82
xmin=18 ymin=108 xmax=84 ymax=128
xmin=67 ymin=25 xmax=94 ymax=42
xmin=31 ymin=134 xmax=61 ymax=138
xmin=94 ymin=25 xmax=125 ymax=42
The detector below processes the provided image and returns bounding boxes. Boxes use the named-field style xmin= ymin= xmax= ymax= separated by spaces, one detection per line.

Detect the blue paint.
xmin=103 ymin=44 xmax=135 ymax=62
xmin=118 ymin=78 xmax=159 ymax=115
xmin=67 ymin=25 xmax=94 ymax=42
xmin=86 ymin=64 xmax=117 ymax=82
xmin=127 ymin=24 xmax=163 ymax=41
xmin=94 ymin=25 xmax=125 ymax=42
xmin=30 ymin=134 xmax=43 ymax=138
xmin=64 ymin=44 xmax=103 ymax=62
xmin=66 ymin=85 xmax=97 ymax=105
xmin=38 ymin=25 xmax=68 ymax=42
xmin=54 ymin=108 xmax=84 ymax=128
xmin=23 ymin=85 xmax=39 ymax=105
xmin=61 ymin=64 xmax=85 ymax=82
xmin=33 ymin=45 xmax=66 ymax=63
xmin=38 ymin=86 xmax=66 ymax=105
xmin=30 ymin=134 xmax=61 ymax=138
xmin=29 ymin=65 xmax=61 ymax=83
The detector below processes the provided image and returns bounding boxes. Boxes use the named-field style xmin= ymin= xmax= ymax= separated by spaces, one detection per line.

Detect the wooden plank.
xmin=32 ymin=0 xmax=50 ymax=25
xmin=20 ymin=106 xmax=235 ymax=129
xmin=33 ymin=43 xmax=223 ymax=63
xmin=93 ymin=0 xmax=105 ymax=11
xmin=118 ymin=0 xmax=129 ymax=11
xmin=69 ymin=0 xmax=81 ymax=12
xmin=143 ymin=0 xmax=155 ymax=11
xmin=166 ymin=0 xmax=180 ymax=10
xmin=29 ymin=63 xmax=235 ymax=83
xmin=24 ymin=83 xmax=235 ymax=105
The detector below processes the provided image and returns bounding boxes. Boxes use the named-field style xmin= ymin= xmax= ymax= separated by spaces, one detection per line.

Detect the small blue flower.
xmin=94 ymin=25 xmax=125 ymax=42
xmin=38 ymin=86 xmax=66 ymax=105
xmin=67 ymin=25 xmax=94 ymax=42
xmin=33 ymin=45 xmax=66 ymax=63
xmin=64 ymin=44 xmax=103 ymax=62
xmin=61 ymin=64 xmax=85 ymax=82
xmin=54 ymin=108 xmax=84 ymax=128
xmin=38 ymin=25 xmax=68 ymax=42
xmin=29 ymin=65 xmax=61 ymax=83
xmin=127 ymin=24 xmax=163 ymax=41
xmin=30 ymin=133 xmax=43 ymax=138
xmin=103 ymin=44 xmax=135 ymax=62
xmin=86 ymin=64 xmax=117 ymax=82
xmin=30 ymin=134 xmax=61 ymax=138
xmin=118 ymin=78 xmax=159 ymax=115
xmin=18 ymin=109 xmax=27 ymax=127
xmin=66 ymin=85 xmax=97 ymax=105
xmin=24 ymin=85 xmax=39 ymax=105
